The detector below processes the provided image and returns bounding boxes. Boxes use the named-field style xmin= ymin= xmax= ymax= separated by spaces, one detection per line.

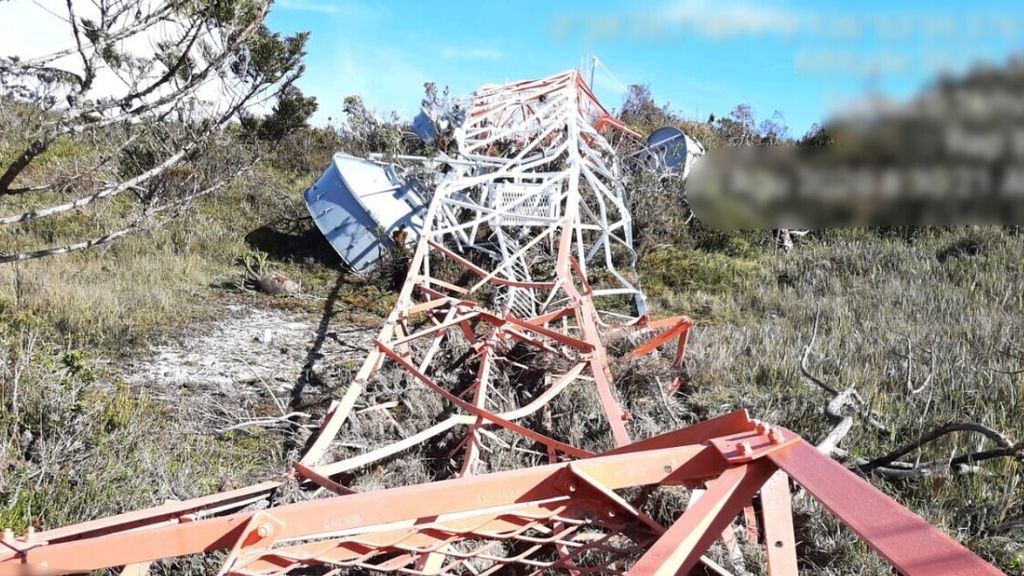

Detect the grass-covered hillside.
xmin=0 ymin=102 xmax=1022 ymax=575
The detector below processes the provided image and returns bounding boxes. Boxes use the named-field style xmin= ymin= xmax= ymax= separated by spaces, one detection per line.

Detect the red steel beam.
xmin=761 ymin=470 xmax=799 ymax=576
xmin=5 ymin=443 xmax=715 ymax=574
xmin=770 ymin=438 xmax=1004 ymax=576
xmin=1 ymin=413 xmax=1005 ymax=576
xmin=628 ymin=460 xmax=775 ymax=575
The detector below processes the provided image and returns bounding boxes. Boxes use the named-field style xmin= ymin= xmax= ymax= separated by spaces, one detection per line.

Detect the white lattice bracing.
xmin=423 ymin=69 xmax=647 ymax=320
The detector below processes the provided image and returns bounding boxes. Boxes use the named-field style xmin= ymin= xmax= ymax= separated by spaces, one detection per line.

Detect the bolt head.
xmin=256 ymin=524 xmax=271 ymax=538
xmin=768 ymin=428 xmax=785 ymax=444
xmin=567 ymin=481 xmax=577 ymax=493
xmin=737 ymin=441 xmax=753 ymax=456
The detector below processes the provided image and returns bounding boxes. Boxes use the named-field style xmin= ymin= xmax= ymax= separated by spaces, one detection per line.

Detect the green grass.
xmin=0 ymin=336 xmax=282 ymax=533
xmin=0 ymin=115 xmax=1021 ymax=573
xmin=649 ymin=227 xmax=1024 ymax=571
xmin=0 ymin=124 xmax=362 ymax=573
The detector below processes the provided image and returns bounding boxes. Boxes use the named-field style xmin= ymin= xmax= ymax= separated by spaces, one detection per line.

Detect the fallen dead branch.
xmin=800 ymin=310 xmax=889 ymax=434
xmin=800 ymin=312 xmax=1023 ymax=479
xmin=217 ymin=412 xmax=311 ymax=434
xmin=856 ymin=422 xmax=1023 ymax=477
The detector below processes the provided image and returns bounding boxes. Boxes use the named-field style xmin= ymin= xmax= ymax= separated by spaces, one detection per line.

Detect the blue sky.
xmin=268 ymin=1 xmax=1024 ymax=138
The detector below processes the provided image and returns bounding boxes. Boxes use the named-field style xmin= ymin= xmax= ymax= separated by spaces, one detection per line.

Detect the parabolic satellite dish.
xmin=646 ymin=126 xmax=689 ymax=173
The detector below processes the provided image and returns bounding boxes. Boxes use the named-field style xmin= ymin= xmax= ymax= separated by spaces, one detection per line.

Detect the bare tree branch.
xmin=800 ymin=310 xmax=839 ymax=396
xmin=0 ymin=223 xmax=139 ymax=264
xmin=799 ymin=310 xmax=889 ymax=433
xmin=0 ymin=165 xmax=242 ymax=265
xmin=65 ymin=0 xmax=96 ymax=94
xmin=802 ymin=327 xmax=1023 ymax=480
xmin=0 ymin=144 xmax=192 ymax=225
xmin=0 ymin=1 xmax=272 ymax=195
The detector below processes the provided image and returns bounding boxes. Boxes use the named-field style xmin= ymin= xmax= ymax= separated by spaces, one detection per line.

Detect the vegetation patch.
xmin=640 ymin=246 xmax=761 ymax=293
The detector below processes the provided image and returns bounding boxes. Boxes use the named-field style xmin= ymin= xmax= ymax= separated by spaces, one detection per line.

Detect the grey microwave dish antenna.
xmin=646 ymin=126 xmax=689 ymax=172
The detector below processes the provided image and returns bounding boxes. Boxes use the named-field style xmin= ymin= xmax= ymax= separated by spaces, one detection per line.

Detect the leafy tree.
xmin=712 ymin=105 xmax=789 ymax=146
xmin=714 ymin=104 xmax=758 ymax=146
xmin=799 ymin=122 xmax=834 ymax=147
xmin=243 ymin=83 xmax=318 ymax=141
xmin=341 ymin=95 xmax=402 ymax=156
xmin=758 ymin=110 xmax=789 ymax=144
xmin=620 ymin=84 xmax=673 ymax=134
xmin=0 ymin=0 xmax=309 ymax=263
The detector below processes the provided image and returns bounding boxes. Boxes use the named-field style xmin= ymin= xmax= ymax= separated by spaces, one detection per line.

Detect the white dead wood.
xmin=217 ymin=412 xmax=311 ymax=434
xmin=800 ymin=310 xmax=889 ymax=432
xmin=355 ymin=401 xmax=400 ymax=415
xmin=801 ymin=312 xmax=1022 ymax=479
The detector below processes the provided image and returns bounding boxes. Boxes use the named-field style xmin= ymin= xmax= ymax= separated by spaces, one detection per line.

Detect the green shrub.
xmin=640 ymin=246 xmax=760 ymax=295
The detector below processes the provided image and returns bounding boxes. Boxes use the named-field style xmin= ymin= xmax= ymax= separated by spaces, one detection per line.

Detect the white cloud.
xmin=441 ymin=47 xmax=503 ymax=61
xmin=660 ymin=0 xmax=802 ymax=39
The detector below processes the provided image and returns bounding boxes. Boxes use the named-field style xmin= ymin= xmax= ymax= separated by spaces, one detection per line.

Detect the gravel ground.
xmin=121 ymin=302 xmax=375 ymax=434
